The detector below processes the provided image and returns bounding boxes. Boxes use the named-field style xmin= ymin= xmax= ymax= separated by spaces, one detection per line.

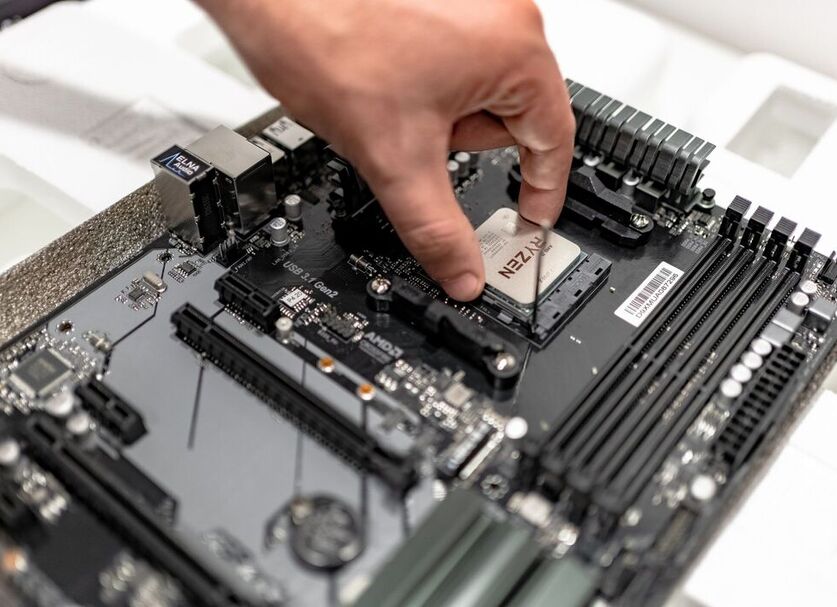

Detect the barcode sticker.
xmin=615 ymin=262 xmax=683 ymax=327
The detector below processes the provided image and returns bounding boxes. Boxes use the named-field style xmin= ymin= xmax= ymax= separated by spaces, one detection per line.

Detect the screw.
xmin=622 ymin=171 xmax=641 ymax=187
xmin=583 ymin=154 xmax=602 ymax=167
xmin=370 ymin=277 xmax=391 ymax=295
xmin=630 ymin=213 xmax=650 ymax=229
xmin=493 ymin=352 xmax=517 ymax=372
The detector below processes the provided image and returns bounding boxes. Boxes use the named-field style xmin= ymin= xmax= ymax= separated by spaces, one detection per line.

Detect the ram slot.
xmin=585 ymin=254 xmax=768 ymax=478
xmin=612 ymin=266 xmax=797 ymax=507
xmin=505 ymin=556 xmax=600 ymax=607
xmin=567 ymin=247 xmax=755 ymax=473
xmin=355 ymin=490 xmax=543 ymax=607
xmin=18 ymin=416 xmax=246 ymax=607
xmin=547 ymin=237 xmax=731 ymax=476
xmin=171 ymin=303 xmax=418 ymax=493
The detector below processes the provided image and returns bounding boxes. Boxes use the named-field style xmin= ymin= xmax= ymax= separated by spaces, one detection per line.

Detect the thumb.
xmin=360 ymin=143 xmax=485 ymax=301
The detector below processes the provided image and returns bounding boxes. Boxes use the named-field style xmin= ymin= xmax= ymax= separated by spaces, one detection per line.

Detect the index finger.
xmin=357 ymin=135 xmax=486 ymax=302
xmin=490 ymin=57 xmax=575 ymax=225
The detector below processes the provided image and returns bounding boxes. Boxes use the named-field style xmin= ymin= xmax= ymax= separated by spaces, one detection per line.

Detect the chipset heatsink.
xmin=476 ymin=207 xmax=583 ymax=321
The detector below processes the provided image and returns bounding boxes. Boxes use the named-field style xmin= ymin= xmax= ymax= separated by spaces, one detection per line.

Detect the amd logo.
xmin=363 ymin=332 xmax=404 ymax=359
xmin=498 ymin=236 xmax=551 ymax=279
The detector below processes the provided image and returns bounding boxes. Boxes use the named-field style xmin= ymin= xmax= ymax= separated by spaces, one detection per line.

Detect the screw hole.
xmin=57 ymin=320 xmax=73 ymax=334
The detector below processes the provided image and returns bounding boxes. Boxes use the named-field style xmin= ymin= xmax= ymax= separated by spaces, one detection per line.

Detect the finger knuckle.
xmin=517 ymin=0 xmax=545 ymax=31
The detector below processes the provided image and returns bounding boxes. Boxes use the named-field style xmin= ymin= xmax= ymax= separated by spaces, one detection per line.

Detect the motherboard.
xmin=1 ymin=80 xmax=836 ymax=607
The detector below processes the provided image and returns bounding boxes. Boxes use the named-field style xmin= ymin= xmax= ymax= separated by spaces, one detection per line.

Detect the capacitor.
xmin=729 ymin=363 xmax=753 ymax=384
xmin=504 ymin=416 xmax=529 ymax=441
xmin=750 ymin=337 xmax=774 ymax=358
xmin=787 ymin=291 xmax=810 ymax=315
xmin=66 ymin=411 xmax=92 ymax=437
xmin=453 ymin=152 xmax=472 ymax=178
xmin=0 ymin=439 xmax=21 ymax=468
xmin=741 ymin=351 xmax=764 ymax=371
xmin=799 ymin=279 xmax=818 ymax=297
xmin=620 ymin=171 xmax=641 ymax=196
xmin=44 ymin=391 xmax=76 ymax=418
xmin=690 ymin=474 xmax=718 ymax=502
xmin=269 ymin=218 xmax=290 ymax=247
xmin=719 ymin=378 xmax=743 ymax=402
xmin=275 ymin=316 xmax=294 ymax=342
xmin=283 ymin=194 xmax=303 ymax=223
xmin=446 ymin=160 xmax=461 ymax=184
xmin=467 ymin=151 xmax=481 ymax=169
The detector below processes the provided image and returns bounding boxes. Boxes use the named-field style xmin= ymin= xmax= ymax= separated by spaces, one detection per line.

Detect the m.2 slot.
xmin=18 ymin=416 xmax=247 ymax=607
xmin=171 ymin=303 xmax=418 ymax=493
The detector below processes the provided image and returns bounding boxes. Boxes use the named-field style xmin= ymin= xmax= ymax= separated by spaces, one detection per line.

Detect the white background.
xmin=1 ymin=2 xmax=837 ymax=605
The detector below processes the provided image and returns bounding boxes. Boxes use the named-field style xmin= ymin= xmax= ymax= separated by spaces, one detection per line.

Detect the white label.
xmin=615 ymin=262 xmax=683 ymax=327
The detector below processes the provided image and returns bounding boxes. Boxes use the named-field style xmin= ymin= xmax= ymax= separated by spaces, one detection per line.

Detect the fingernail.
xmin=442 ymin=273 xmax=482 ymax=301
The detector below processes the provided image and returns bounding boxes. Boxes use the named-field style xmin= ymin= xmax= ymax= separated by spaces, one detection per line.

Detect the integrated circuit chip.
xmin=9 ymin=348 xmax=73 ymax=398
xmin=127 ymin=287 xmax=147 ymax=303
xmin=476 ymin=208 xmax=583 ymax=320
xmin=177 ymin=261 xmax=198 ymax=276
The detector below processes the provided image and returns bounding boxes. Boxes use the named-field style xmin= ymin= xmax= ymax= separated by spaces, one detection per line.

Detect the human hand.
xmin=196 ymin=0 xmax=575 ymax=300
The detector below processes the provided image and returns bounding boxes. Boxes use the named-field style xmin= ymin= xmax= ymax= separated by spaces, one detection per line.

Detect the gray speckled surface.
xmin=0 ymin=107 xmax=286 ymax=346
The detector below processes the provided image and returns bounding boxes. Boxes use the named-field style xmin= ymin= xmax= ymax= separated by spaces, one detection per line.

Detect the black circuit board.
xmin=1 ymin=100 xmax=836 ymax=607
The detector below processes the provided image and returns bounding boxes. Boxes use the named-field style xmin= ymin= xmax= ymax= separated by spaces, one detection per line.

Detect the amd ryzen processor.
xmin=476 ymin=208 xmax=583 ymax=320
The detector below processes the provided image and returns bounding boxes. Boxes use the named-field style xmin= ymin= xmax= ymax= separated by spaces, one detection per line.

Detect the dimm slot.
xmin=613 ymin=267 xmax=797 ymax=506
xmin=593 ymin=258 xmax=775 ymax=483
xmin=547 ymin=239 xmax=731 ymax=452
xmin=566 ymin=247 xmax=754 ymax=469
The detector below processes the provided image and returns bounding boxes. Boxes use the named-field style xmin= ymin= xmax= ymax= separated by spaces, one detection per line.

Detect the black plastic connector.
xmin=214 ymin=273 xmax=283 ymax=332
xmin=742 ymin=206 xmax=774 ymax=250
xmin=720 ymin=195 xmax=751 ymax=239
xmin=789 ymin=228 xmax=821 ymax=272
xmin=386 ymin=279 xmax=523 ymax=391
xmin=820 ymin=252 xmax=837 ymax=285
xmin=172 ymin=304 xmax=418 ymax=493
xmin=19 ymin=416 xmax=240 ymax=607
xmin=765 ymin=217 xmax=797 ymax=261
xmin=75 ymin=379 xmax=147 ymax=445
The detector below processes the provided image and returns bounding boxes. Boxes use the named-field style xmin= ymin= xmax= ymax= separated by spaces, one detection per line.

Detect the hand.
xmin=196 ymin=0 xmax=575 ymax=300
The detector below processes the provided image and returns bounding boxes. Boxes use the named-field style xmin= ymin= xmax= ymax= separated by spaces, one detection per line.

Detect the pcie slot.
xmin=592 ymin=257 xmax=774 ymax=481
xmin=215 ymin=272 xmax=283 ymax=332
xmin=566 ymin=247 xmax=755 ymax=470
xmin=18 ymin=415 xmax=244 ymax=607
xmin=548 ymin=236 xmax=730 ymax=459
xmin=75 ymin=379 xmax=147 ymax=445
xmin=613 ymin=267 xmax=798 ymax=506
xmin=171 ymin=303 xmax=418 ymax=493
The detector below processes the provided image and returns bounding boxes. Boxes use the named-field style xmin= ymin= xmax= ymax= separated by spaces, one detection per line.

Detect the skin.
xmin=195 ymin=0 xmax=575 ymax=300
